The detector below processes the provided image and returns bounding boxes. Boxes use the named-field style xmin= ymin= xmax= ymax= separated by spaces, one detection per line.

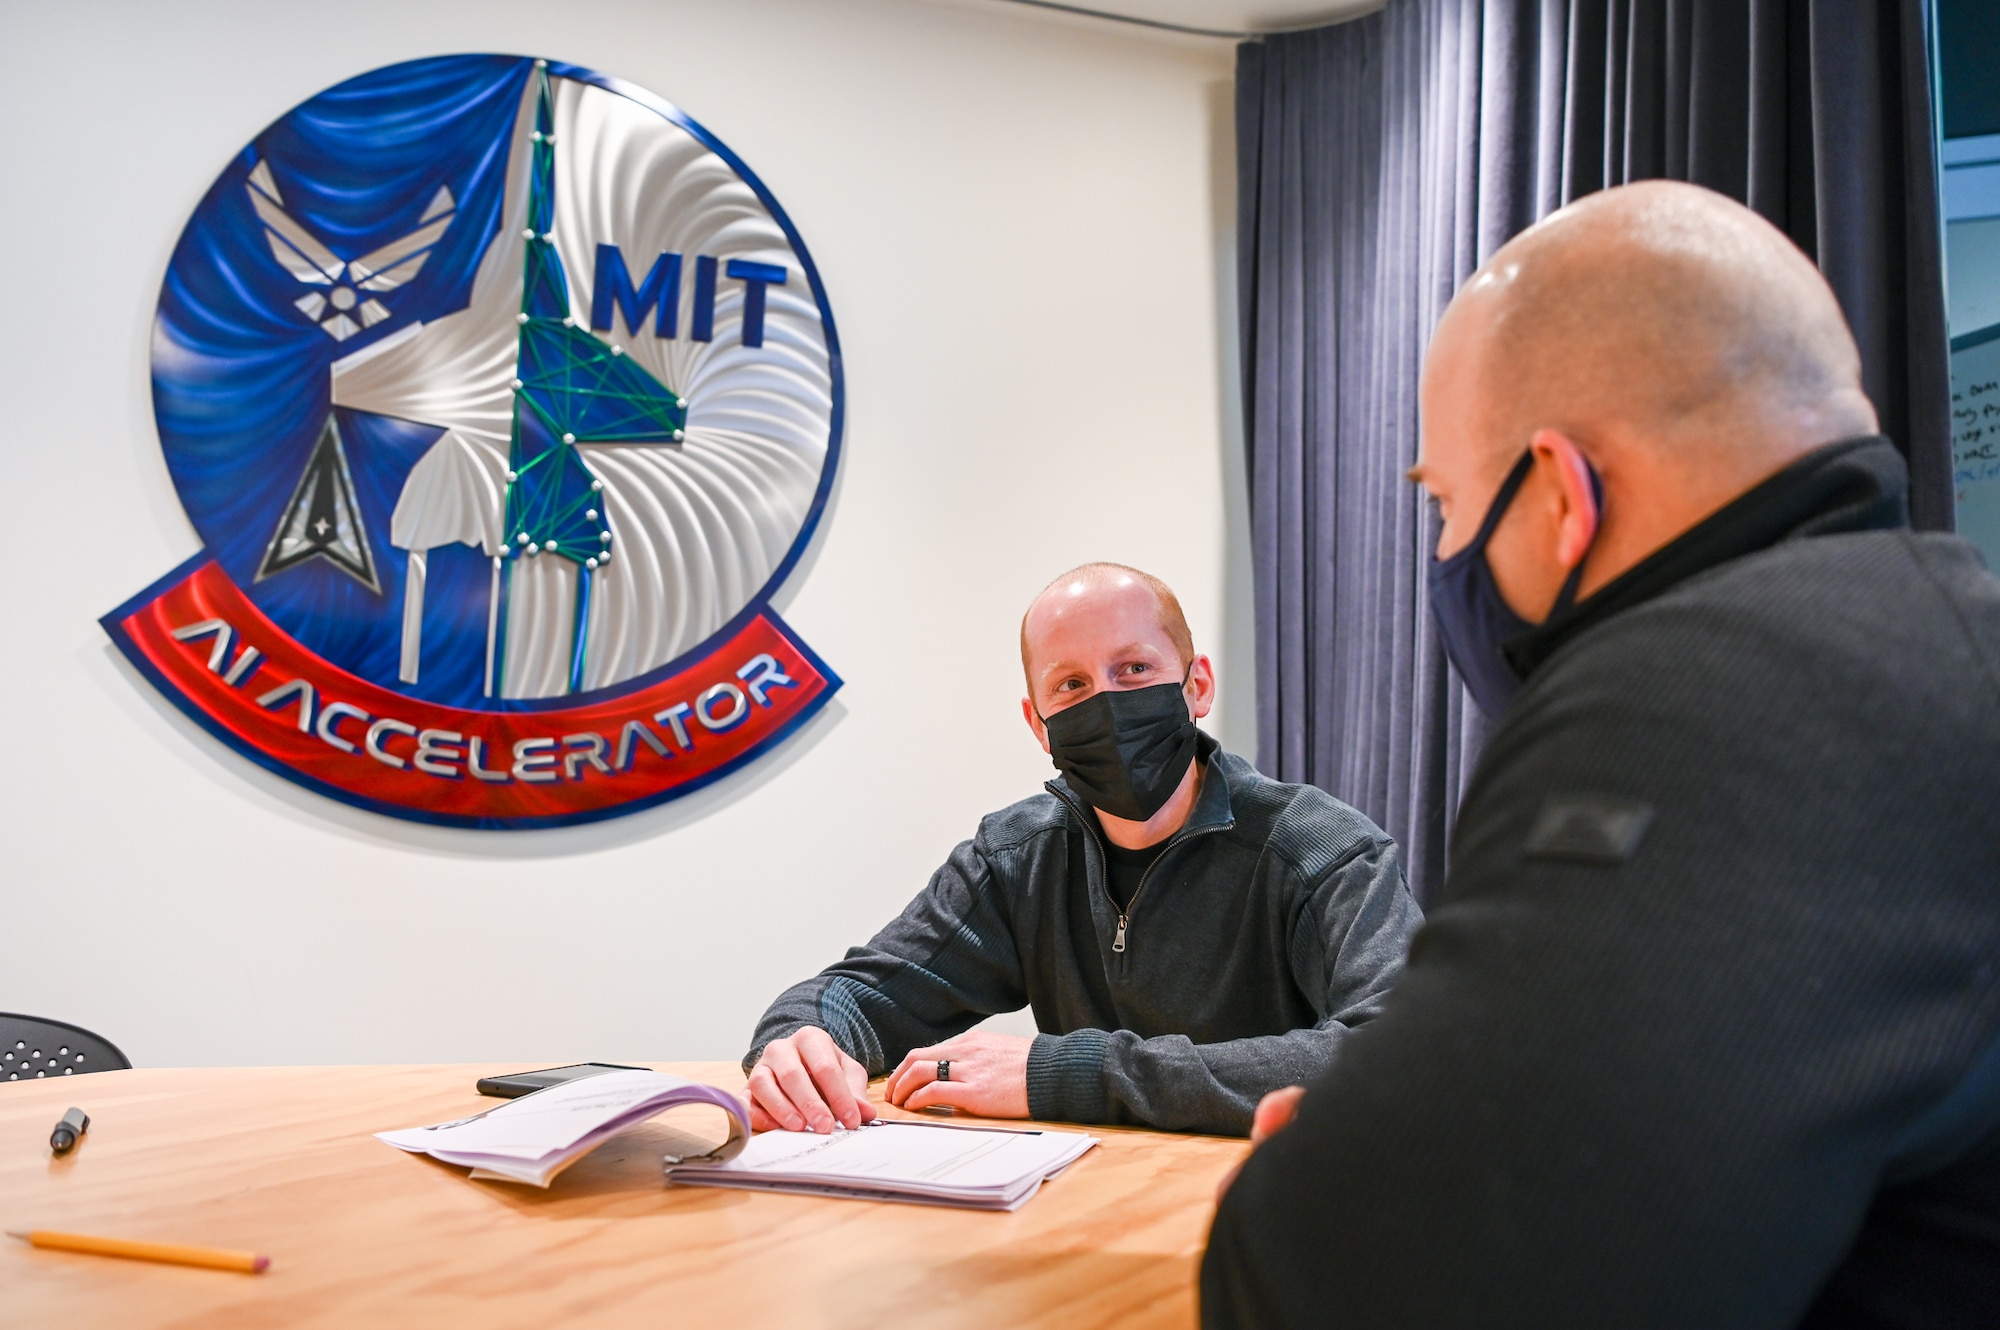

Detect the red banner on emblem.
xmin=108 ymin=559 xmax=838 ymax=828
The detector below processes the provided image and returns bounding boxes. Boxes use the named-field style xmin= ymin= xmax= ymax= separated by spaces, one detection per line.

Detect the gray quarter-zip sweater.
xmin=743 ymin=735 xmax=1423 ymax=1136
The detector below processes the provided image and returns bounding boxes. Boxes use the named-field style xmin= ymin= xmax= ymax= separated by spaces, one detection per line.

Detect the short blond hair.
xmin=1019 ymin=562 xmax=1195 ymax=688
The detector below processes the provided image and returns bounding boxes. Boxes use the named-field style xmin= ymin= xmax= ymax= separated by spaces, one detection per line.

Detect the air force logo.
xmin=105 ymin=56 xmax=843 ymax=828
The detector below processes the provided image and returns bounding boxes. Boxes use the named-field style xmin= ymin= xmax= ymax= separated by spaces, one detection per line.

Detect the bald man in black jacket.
xmin=1203 ymin=182 xmax=2000 ymax=1328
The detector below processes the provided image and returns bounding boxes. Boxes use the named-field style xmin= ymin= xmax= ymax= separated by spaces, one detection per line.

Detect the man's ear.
xmin=1022 ymin=697 xmax=1051 ymax=755
xmin=1531 ymin=428 xmax=1601 ymax=569
xmin=1186 ymin=655 xmax=1216 ymax=721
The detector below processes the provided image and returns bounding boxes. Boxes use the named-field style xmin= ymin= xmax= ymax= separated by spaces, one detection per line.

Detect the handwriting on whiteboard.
xmin=1952 ymin=334 xmax=2000 ymax=490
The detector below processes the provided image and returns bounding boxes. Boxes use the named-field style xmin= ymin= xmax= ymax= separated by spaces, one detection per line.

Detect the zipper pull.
xmin=1113 ymin=915 xmax=1127 ymax=953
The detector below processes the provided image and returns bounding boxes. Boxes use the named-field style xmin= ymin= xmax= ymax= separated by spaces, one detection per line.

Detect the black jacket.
xmin=1204 ymin=437 xmax=2000 ymax=1328
xmin=744 ymin=736 xmax=1423 ymax=1135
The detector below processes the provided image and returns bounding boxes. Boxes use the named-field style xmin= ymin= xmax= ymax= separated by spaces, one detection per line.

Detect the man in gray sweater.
xmin=742 ymin=563 xmax=1421 ymax=1137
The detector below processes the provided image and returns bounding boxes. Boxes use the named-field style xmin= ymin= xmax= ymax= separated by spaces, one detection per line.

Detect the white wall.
xmin=0 ymin=0 xmax=1249 ymax=1066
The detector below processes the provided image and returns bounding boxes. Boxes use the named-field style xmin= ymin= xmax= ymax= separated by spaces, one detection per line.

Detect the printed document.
xmin=378 ymin=1069 xmax=750 ymax=1187
xmin=666 ymin=1119 xmax=1097 ymax=1210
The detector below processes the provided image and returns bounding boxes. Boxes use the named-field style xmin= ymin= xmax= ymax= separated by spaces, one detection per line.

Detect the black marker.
xmin=49 ymin=1107 xmax=88 ymax=1155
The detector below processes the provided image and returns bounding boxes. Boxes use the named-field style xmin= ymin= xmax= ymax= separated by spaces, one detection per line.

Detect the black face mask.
xmin=1427 ymin=449 xmax=1602 ymax=718
xmin=1039 ymin=675 xmax=1199 ymax=822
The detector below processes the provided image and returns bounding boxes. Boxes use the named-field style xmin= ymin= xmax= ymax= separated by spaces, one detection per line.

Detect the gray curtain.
xmin=1237 ymin=0 xmax=1950 ymax=905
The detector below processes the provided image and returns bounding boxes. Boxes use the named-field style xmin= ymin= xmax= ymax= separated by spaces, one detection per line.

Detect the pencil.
xmin=7 ymin=1229 xmax=270 ymax=1273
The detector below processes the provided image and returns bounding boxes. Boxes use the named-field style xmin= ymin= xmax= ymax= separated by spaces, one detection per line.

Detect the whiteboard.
xmin=1951 ymin=325 xmax=2000 ymax=567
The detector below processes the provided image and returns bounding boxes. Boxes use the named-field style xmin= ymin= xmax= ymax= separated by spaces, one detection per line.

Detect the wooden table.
xmin=0 ymin=1063 xmax=1245 ymax=1328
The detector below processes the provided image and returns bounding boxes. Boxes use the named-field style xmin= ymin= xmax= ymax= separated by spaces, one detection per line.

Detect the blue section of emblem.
xmin=153 ymin=56 xmax=534 ymax=708
xmin=147 ymin=53 xmax=844 ymax=732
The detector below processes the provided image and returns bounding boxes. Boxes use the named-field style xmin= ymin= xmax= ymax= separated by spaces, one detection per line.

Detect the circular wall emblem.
xmin=104 ymin=55 xmax=843 ymax=828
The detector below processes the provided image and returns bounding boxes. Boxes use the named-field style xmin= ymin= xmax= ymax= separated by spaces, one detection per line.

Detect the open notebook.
xmin=667 ymin=1119 xmax=1098 ymax=1211
xmin=377 ymin=1069 xmax=750 ymax=1187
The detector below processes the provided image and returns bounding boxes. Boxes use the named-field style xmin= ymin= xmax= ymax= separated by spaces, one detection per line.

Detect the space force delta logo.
xmin=104 ymin=56 xmax=843 ymax=828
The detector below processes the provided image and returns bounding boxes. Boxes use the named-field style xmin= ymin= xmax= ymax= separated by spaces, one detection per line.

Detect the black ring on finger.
xmin=937 ymin=1059 xmax=951 ymax=1082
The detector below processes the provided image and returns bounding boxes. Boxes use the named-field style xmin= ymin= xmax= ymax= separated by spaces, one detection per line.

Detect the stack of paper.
xmin=666 ymin=1119 xmax=1098 ymax=1210
xmin=378 ymin=1069 xmax=749 ymax=1187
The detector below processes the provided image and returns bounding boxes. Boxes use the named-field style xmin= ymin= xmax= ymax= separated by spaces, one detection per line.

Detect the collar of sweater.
xmin=1502 ymin=434 xmax=1910 ymax=681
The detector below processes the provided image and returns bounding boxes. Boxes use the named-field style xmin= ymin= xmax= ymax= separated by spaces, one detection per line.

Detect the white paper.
xmin=378 ymin=1069 xmax=749 ymax=1187
xmin=666 ymin=1119 xmax=1097 ymax=1211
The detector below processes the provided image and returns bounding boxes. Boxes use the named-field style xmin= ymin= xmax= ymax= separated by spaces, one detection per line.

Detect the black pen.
xmin=49 ymin=1107 xmax=88 ymax=1155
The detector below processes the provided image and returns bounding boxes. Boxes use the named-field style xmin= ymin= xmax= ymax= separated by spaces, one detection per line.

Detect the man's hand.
xmin=1251 ymin=1085 xmax=1306 ymax=1142
xmin=746 ymin=1026 xmax=878 ymax=1134
xmin=885 ymin=1031 xmax=1032 ymax=1118
xmin=1218 ymin=1085 xmax=1307 ymax=1200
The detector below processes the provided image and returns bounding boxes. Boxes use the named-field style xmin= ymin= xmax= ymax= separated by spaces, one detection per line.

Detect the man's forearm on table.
xmin=1028 ymin=1026 xmax=1351 ymax=1136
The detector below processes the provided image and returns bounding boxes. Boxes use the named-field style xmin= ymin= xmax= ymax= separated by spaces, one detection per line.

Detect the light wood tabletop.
xmin=0 ymin=1062 xmax=1246 ymax=1329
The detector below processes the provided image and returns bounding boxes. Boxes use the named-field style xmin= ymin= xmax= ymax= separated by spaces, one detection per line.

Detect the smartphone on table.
xmin=475 ymin=1062 xmax=647 ymax=1098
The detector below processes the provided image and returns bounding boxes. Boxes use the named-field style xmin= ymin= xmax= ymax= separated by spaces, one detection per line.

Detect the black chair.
xmin=0 ymin=1014 xmax=130 ymax=1081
